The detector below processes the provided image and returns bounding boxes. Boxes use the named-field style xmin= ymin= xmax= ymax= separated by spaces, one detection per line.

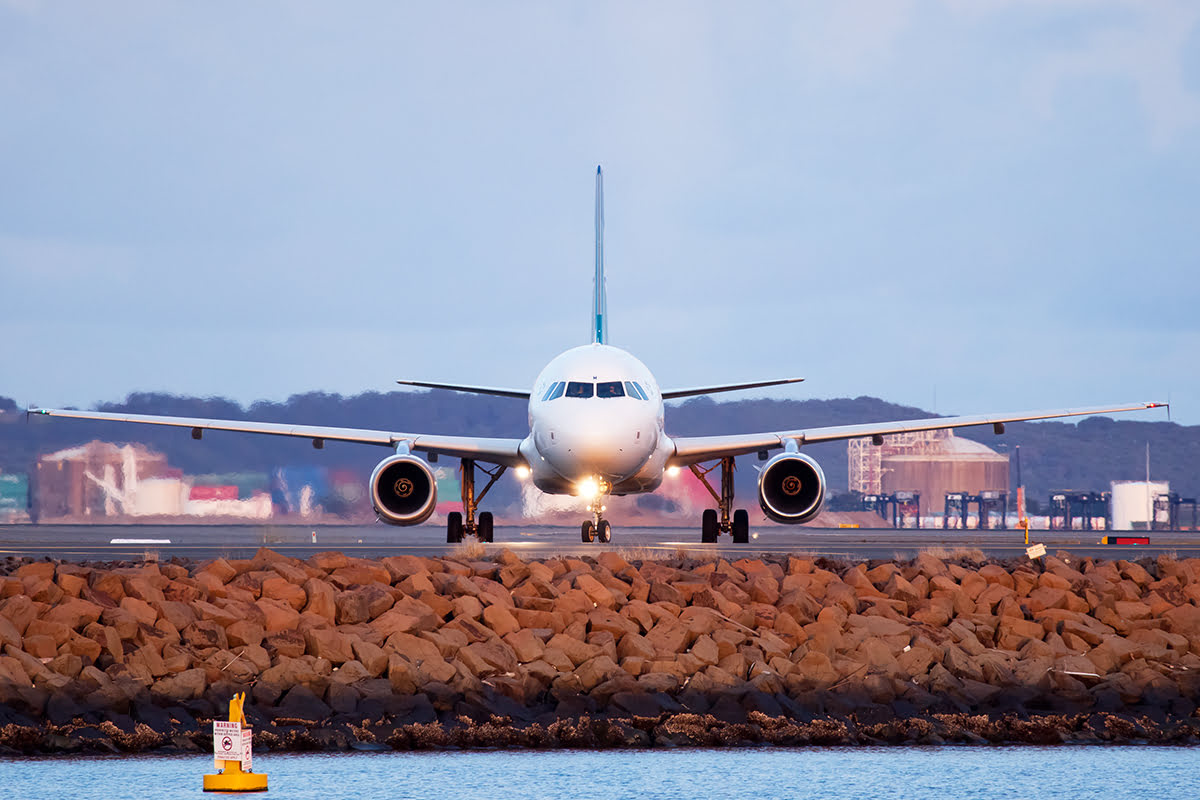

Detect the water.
xmin=4 ymin=747 xmax=1198 ymax=800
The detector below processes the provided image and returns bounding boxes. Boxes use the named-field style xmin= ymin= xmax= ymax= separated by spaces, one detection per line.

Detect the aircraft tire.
xmin=597 ymin=519 xmax=611 ymax=543
xmin=581 ymin=520 xmax=595 ymax=543
xmin=732 ymin=509 xmax=749 ymax=544
xmin=478 ymin=511 xmax=494 ymax=543
xmin=447 ymin=512 xmax=463 ymax=544
xmin=701 ymin=509 xmax=718 ymax=543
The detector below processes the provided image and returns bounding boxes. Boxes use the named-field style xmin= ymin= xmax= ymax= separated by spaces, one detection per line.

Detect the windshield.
xmin=596 ymin=381 xmax=625 ymax=399
xmin=565 ymin=381 xmax=594 ymax=398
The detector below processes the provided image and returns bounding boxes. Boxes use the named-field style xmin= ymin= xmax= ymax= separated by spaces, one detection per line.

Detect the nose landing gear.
xmin=580 ymin=480 xmax=612 ymax=543
xmin=690 ymin=457 xmax=750 ymax=544
xmin=446 ymin=459 xmax=507 ymax=543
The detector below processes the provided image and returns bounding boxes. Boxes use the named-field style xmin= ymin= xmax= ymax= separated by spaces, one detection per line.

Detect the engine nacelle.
xmin=370 ymin=455 xmax=437 ymax=526
xmin=757 ymin=452 xmax=826 ymax=524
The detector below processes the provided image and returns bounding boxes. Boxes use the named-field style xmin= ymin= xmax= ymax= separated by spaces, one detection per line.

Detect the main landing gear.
xmin=446 ymin=459 xmax=506 ymax=543
xmin=581 ymin=480 xmax=612 ymax=544
xmin=690 ymin=457 xmax=750 ymax=544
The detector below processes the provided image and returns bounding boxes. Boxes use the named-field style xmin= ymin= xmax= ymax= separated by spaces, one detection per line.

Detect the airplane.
xmin=29 ymin=167 xmax=1166 ymax=545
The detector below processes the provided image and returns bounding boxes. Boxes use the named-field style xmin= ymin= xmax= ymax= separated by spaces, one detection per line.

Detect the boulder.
xmin=546 ymin=633 xmax=601 ymax=667
xmin=261 ymin=576 xmax=308 ymax=611
xmin=150 ymin=668 xmax=207 ymax=702
xmin=0 ymin=615 xmax=20 ymax=649
xmin=482 ymin=604 xmax=520 ymax=638
xmin=502 ymin=629 xmax=544 ymax=663
xmin=152 ymin=600 xmax=197 ymax=631
xmin=183 ymin=620 xmax=228 ymax=651
xmin=588 ymin=607 xmax=639 ymax=639
xmin=26 ymin=618 xmax=71 ymax=646
xmin=334 ymin=589 xmax=371 ymax=625
xmin=255 ymin=597 xmax=301 ymax=633
xmin=275 ymin=684 xmax=332 ymax=723
xmin=264 ymin=630 xmax=307 ymax=659
xmin=352 ymin=639 xmax=389 ymax=677
xmin=330 ymin=563 xmax=392 ymax=588
xmin=118 ymin=596 xmax=158 ymax=626
xmin=302 ymin=578 xmax=337 ymax=621
xmin=226 ymin=620 xmax=266 ymax=649
xmin=304 ymin=627 xmax=355 ymax=664
xmin=44 ymin=598 xmax=104 ymax=630
xmin=574 ymin=654 xmax=621 ymax=691
xmin=370 ymin=609 xmax=424 ymax=639
xmin=457 ymin=640 xmax=518 ymax=677
xmin=645 ymin=620 xmax=689 ymax=658
xmin=451 ymin=595 xmax=484 ymax=620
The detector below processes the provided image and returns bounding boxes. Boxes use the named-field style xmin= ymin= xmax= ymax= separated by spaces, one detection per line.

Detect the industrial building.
xmin=34 ymin=441 xmax=272 ymax=521
xmin=849 ymin=430 xmax=1009 ymax=525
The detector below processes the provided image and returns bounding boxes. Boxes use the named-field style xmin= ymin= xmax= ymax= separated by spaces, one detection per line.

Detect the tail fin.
xmin=592 ymin=165 xmax=607 ymax=344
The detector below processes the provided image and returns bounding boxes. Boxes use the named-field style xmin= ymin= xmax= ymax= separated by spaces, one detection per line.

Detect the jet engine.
xmin=757 ymin=452 xmax=825 ymax=524
xmin=370 ymin=454 xmax=437 ymax=526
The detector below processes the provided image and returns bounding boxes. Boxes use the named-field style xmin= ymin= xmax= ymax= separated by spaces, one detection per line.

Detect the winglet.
xmin=592 ymin=165 xmax=607 ymax=345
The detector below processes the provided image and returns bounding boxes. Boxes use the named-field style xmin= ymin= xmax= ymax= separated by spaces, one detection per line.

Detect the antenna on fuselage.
xmin=592 ymin=165 xmax=607 ymax=345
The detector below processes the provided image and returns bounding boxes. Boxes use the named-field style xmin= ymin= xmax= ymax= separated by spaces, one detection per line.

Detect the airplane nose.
xmin=544 ymin=415 xmax=653 ymax=482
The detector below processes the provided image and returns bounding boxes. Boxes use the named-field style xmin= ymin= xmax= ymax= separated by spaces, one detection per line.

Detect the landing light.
xmin=666 ymin=466 xmax=680 ymax=478
xmin=577 ymin=477 xmax=600 ymax=499
xmin=515 ymin=465 xmax=531 ymax=480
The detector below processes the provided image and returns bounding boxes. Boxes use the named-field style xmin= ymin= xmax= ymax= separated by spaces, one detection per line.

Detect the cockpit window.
xmin=565 ymin=381 xmax=594 ymax=398
xmin=547 ymin=381 xmax=566 ymax=401
xmin=624 ymin=381 xmax=648 ymax=400
xmin=541 ymin=381 xmax=562 ymax=401
xmin=596 ymin=381 xmax=625 ymax=399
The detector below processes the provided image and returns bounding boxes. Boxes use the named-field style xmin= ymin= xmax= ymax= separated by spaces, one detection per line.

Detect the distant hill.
xmin=0 ymin=392 xmax=1192 ymax=514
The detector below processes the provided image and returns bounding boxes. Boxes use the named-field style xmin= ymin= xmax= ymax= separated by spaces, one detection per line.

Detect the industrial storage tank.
xmin=1111 ymin=480 xmax=1169 ymax=530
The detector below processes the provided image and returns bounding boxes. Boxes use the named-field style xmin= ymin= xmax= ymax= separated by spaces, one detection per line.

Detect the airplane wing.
xmin=668 ymin=401 xmax=1167 ymax=465
xmin=395 ymin=380 xmax=530 ymax=399
xmin=27 ymin=408 xmax=526 ymax=467
xmin=661 ymin=378 xmax=803 ymax=400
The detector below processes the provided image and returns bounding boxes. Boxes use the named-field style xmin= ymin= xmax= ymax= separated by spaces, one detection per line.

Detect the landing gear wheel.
xmin=701 ymin=509 xmax=719 ymax=543
xmin=732 ymin=509 xmax=749 ymax=544
xmin=478 ymin=511 xmax=494 ymax=543
xmin=447 ymin=512 xmax=463 ymax=544
xmin=581 ymin=520 xmax=596 ymax=543
xmin=597 ymin=519 xmax=611 ymax=544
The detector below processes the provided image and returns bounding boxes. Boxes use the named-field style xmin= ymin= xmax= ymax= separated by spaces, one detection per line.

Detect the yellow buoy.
xmin=203 ymin=692 xmax=268 ymax=793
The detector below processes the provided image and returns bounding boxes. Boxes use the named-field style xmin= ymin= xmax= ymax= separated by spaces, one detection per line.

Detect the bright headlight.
xmin=577 ymin=477 xmax=600 ymax=499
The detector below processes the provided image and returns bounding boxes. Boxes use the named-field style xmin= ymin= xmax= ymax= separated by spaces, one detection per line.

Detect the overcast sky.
xmin=1 ymin=1 xmax=1194 ymax=426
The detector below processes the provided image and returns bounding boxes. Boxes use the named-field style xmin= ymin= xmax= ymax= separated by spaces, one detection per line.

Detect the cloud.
xmin=950 ymin=0 xmax=1200 ymax=146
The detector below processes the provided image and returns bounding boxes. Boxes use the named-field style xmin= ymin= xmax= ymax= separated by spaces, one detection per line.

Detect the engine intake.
xmin=758 ymin=452 xmax=825 ymax=524
xmin=370 ymin=455 xmax=437 ymax=526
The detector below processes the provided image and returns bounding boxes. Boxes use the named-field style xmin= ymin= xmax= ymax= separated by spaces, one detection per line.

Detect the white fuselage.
xmin=518 ymin=344 xmax=672 ymax=496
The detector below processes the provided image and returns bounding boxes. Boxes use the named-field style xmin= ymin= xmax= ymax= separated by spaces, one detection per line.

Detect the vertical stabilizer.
xmin=592 ymin=165 xmax=607 ymax=344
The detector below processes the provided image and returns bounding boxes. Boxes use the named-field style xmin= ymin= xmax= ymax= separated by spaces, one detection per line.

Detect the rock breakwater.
xmin=1 ymin=547 xmax=1199 ymax=753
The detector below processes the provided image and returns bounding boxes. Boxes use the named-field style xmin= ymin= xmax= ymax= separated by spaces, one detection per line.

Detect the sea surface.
xmin=3 ymin=746 xmax=1198 ymax=800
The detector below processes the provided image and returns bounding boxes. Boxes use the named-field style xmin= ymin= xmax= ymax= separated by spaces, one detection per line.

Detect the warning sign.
xmin=213 ymin=720 xmax=242 ymax=766
xmin=242 ymin=727 xmax=253 ymax=772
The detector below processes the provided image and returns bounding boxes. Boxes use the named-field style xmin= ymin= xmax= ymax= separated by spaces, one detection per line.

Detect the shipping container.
xmin=189 ymin=485 xmax=239 ymax=501
xmin=0 ymin=473 xmax=28 ymax=511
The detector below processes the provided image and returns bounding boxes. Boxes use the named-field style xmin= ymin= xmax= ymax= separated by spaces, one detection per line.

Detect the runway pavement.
xmin=2 ymin=522 xmax=1198 ymax=563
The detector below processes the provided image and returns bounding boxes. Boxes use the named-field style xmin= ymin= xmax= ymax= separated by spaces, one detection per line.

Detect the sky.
xmin=0 ymin=1 xmax=1195 ymax=425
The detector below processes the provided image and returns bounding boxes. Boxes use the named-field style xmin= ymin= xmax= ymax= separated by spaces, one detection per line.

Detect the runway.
xmin=2 ymin=523 xmax=1198 ymax=563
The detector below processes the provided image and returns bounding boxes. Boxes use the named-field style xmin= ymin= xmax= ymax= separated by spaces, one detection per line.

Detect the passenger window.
xmin=565 ymin=381 xmax=594 ymax=398
xmin=541 ymin=381 xmax=562 ymax=401
xmin=548 ymin=381 xmax=566 ymax=400
xmin=597 ymin=381 xmax=625 ymax=399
